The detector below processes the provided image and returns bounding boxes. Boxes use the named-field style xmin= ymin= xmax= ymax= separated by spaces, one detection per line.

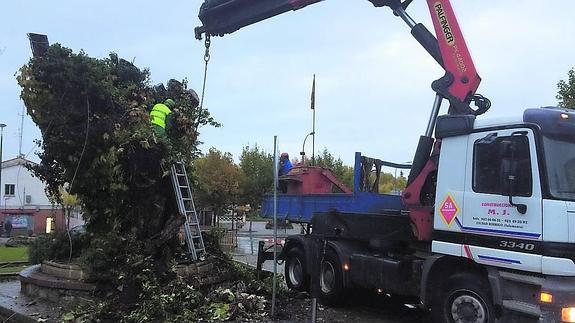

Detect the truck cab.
xmin=434 ymin=107 xmax=575 ymax=276
xmin=428 ymin=107 xmax=575 ymax=321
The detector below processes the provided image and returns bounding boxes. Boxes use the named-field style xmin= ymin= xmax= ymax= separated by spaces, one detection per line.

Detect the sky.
xmin=1 ymin=0 xmax=575 ymax=168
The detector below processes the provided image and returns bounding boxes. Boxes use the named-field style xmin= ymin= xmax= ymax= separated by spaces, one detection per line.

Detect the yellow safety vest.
xmin=150 ymin=103 xmax=172 ymax=129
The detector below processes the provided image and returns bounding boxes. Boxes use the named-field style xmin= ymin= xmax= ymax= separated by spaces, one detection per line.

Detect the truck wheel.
xmin=319 ymin=249 xmax=345 ymax=307
xmin=285 ymin=248 xmax=309 ymax=292
xmin=432 ymin=273 xmax=495 ymax=323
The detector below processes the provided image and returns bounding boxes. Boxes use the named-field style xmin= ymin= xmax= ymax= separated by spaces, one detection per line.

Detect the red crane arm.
xmin=428 ymin=0 xmax=480 ymax=101
xmin=426 ymin=0 xmax=483 ymax=115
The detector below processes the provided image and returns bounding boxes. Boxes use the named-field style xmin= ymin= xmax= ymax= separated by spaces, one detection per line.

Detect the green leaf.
xmin=62 ymin=312 xmax=75 ymax=321
xmin=211 ymin=303 xmax=230 ymax=320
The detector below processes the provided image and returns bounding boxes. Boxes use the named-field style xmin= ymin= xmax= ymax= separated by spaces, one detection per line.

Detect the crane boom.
xmin=195 ymin=0 xmax=324 ymax=38
xmin=195 ymin=0 xmax=489 ymax=115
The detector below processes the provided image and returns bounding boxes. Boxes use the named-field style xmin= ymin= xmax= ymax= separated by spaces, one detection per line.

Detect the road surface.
xmin=229 ymin=220 xmax=428 ymax=322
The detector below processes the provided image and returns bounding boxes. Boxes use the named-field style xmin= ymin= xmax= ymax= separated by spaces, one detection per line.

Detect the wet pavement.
xmin=0 ymin=279 xmax=66 ymax=322
xmin=230 ymin=220 xmax=300 ymax=273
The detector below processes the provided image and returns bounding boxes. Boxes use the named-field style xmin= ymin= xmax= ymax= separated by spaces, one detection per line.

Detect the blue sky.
xmin=2 ymin=0 xmax=574 ymax=167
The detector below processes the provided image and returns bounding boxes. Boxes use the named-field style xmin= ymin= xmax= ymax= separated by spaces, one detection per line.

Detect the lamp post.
xmin=299 ymin=132 xmax=315 ymax=165
xmin=0 ymin=123 xmax=6 ymax=198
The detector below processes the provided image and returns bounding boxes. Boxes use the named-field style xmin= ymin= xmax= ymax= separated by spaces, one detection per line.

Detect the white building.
xmin=1 ymin=157 xmax=83 ymax=235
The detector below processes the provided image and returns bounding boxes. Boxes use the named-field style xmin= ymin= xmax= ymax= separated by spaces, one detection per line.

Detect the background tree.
xmin=59 ymin=187 xmax=80 ymax=230
xmin=238 ymin=144 xmax=274 ymax=209
xmin=194 ymin=148 xmax=243 ymax=217
xmin=378 ymin=171 xmax=407 ymax=193
xmin=557 ymin=67 xmax=575 ymax=108
xmin=314 ymin=148 xmax=354 ymax=189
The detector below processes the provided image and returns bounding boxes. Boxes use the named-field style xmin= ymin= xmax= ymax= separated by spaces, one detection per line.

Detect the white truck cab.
xmin=433 ymin=107 xmax=575 ymax=321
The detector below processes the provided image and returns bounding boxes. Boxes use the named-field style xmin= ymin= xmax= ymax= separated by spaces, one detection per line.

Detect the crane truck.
xmin=195 ymin=1 xmax=575 ymax=322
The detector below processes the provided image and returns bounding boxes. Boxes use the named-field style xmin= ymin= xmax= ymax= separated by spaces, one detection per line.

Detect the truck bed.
xmin=261 ymin=192 xmax=404 ymax=223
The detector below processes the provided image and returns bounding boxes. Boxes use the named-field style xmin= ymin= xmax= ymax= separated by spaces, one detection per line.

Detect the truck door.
xmin=461 ymin=128 xmax=542 ymax=272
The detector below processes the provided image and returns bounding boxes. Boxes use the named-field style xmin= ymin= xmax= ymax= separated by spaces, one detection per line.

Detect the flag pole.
xmin=311 ymin=74 xmax=316 ymax=166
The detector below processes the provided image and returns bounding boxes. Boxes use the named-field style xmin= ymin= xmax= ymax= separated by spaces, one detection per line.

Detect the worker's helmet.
xmin=281 ymin=152 xmax=289 ymax=159
xmin=189 ymin=89 xmax=200 ymax=107
xmin=164 ymin=98 xmax=175 ymax=108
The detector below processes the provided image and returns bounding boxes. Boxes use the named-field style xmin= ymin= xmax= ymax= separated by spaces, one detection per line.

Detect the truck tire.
xmin=432 ymin=273 xmax=496 ymax=323
xmin=319 ymin=249 xmax=345 ymax=307
xmin=285 ymin=247 xmax=309 ymax=292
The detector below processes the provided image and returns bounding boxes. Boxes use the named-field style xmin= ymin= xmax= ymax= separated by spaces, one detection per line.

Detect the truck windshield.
xmin=543 ymin=136 xmax=575 ymax=200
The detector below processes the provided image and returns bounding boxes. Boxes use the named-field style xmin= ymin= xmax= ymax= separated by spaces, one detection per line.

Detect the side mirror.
xmin=499 ymin=138 xmax=527 ymax=214
xmin=505 ymin=174 xmax=527 ymax=214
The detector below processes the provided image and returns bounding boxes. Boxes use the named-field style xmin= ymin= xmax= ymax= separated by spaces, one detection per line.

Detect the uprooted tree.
xmin=18 ymin=43 xmax=219 ymax=270
xmin=15 ymin=44 xmax=274 ymax=320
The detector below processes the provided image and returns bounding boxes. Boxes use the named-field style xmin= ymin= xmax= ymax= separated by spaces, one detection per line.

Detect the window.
xmin=473 ymin=134 xmax=532 ymax=196
xmin=4 ymin=184 xmax=15 ymax=196
xmin=543 ymin=136 xmax=575 ymax=201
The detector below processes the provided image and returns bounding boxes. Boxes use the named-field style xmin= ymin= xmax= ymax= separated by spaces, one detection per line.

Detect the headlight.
xmin=562 ymin=307 xmax=575 ymax=322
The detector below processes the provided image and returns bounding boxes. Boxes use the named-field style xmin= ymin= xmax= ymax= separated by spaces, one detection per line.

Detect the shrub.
xmin=28 ymin=231 xmax=91 ymax=264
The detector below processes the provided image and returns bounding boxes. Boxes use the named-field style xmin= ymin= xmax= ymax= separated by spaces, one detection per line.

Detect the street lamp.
xmin=300 ymin=132 xmax=315 ymax=165
xmin=0 ymin=123 xmax=6 ymax=198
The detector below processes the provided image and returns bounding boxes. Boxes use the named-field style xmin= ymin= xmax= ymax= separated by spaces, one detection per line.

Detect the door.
xmin=462 ymin=128 xmax=543 ymax=273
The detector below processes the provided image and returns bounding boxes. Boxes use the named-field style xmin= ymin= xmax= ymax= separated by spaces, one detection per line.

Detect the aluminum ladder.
xmin=170 ymin=162 xmax=205 ymax=261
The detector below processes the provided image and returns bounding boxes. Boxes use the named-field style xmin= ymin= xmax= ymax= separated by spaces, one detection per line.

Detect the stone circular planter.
xmin=19 ymin=262 xmax=95 ymax=303
xmin=41 ymin=260 xmax=86 ymax=281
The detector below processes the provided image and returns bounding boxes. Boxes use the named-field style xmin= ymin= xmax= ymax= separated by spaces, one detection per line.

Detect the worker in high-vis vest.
xmin=150 ymin=98 xmax=176 ymax=137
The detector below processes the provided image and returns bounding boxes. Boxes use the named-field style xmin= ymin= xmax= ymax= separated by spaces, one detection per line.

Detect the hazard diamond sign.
xmin=439 ymin=194 xmax=459 ymax=226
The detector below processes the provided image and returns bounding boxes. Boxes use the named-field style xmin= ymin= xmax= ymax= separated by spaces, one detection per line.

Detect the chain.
xmin=199 ymin=35 xmax=211 ymax=110
xmin=203 ymin=35 xmax=211 ymax=63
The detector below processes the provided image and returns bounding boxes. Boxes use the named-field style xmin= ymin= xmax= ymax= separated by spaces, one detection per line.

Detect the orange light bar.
xmin=343 ymin=264 xmax=350 ymax=271
xmin=540 ymin=292 xmax=553 ymax=303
